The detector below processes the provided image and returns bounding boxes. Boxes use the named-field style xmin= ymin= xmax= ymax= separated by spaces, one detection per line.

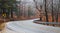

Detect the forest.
xmin=0 ymin=0 xmax=60 ymax=22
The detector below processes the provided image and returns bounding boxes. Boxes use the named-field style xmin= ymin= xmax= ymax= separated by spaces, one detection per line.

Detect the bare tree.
xmin=44 ymin=0 xmax=49 ymax=22
xmin=55 ymin=0 xmax=59 ymax=22
xmin=28 ymin=6 xmax=32 ymax=17
xmin=51 ymin=0 xmax=54 ymax=22
xmin=33 ymin=0 xmax=42 ymax=21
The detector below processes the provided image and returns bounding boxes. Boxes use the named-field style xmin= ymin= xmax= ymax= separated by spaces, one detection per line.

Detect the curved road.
xmin=4 ymin=19 xmax=60 ymax=33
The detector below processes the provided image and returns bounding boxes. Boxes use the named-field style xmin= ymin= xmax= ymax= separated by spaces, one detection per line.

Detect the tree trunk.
xmin=56 ymin=13 xmax=58 ymax=22
xmin=11 ymin=9 xmax=13 ymax=18
xmin=51 ymin=0 xmax=54 ymax=22
xmin=45 ymin=0 xmax=48 ymax=22
xmin=10 ymin=9 xmax=13 ymax=21
xmin=55 ymin=0 xmax=59 ymax=22
xmin=40 ymin=16 xmax=42 ymax=21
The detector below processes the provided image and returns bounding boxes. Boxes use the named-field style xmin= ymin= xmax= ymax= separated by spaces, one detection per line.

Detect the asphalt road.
xmin=4 ymin=19 xmax=60 ymax=33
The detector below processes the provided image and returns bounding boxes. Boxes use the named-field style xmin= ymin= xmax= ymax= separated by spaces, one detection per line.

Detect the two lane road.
xmin=4 ymin=19 xmax=60 ymax=33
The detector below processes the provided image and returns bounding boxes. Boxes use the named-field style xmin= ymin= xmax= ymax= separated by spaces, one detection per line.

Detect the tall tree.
xmin=51 ymin=0 xmax=54 ymax=22
xmin=9 ymin=0 xmax=17 ymax=19
xmin=33 ymin=0 xmax=42 ymax=21
xmin=55 ymin=0 xmax=59 ymax=22
xmin=16 ymin=0 xmax=21 ymax=17
xmin=44 ymin=0 xmax=49 ymax=22
xmin=28 ymin=6 xmax=32 ymax=17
